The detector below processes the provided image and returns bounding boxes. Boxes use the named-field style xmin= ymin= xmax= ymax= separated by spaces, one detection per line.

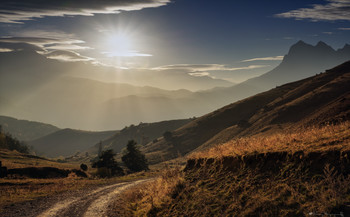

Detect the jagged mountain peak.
xmin=315 ymin=41 xmax=335 ymax=52
xmin=287 ymin=40 xmax=335 ymax=56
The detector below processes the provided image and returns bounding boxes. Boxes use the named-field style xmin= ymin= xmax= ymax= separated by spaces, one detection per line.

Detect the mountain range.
xmin=1 ymin=41 xmax=349 ymax=131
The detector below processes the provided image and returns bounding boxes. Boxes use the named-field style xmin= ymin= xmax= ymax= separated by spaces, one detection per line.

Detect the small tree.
xmin=92 ymin=149 xmax=123 ymax=177
xmin=122 ymin=140 xmax=148 ymax=172
xmin=163 ymin=131 xmax=173 ymax=141
xmin=98 ymin=141 xmax=103 ymax=157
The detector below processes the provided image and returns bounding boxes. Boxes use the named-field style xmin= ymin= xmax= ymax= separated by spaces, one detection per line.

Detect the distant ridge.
xmin=195 ymin=41 xmax=350 ymax=113
xmin=0 ymin=115 xmax=59 ymax=141
xmin=88 ymin=118 xmax=194 ymax=155
xmin=28 ymin=128 xmax=116 ymax=158
xmin=246 ymin=40 xmax=350 ymax=89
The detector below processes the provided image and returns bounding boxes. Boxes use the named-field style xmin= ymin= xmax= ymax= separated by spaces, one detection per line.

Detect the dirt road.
xmin=1 ymin=179 xmax=150 ymax=217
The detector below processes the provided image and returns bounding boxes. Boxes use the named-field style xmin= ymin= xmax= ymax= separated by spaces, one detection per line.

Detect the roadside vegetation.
xmin=0 ymin=139 xmax=153 ymax=211
xmin=111 ymin=122 xmax=350 ymax=216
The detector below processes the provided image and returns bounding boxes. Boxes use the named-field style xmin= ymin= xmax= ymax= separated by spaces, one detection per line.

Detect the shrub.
xmin=80 ymin=163 xmax=88 ymax=171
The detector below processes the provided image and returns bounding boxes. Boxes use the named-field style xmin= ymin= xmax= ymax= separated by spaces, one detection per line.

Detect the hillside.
xmin=28 ymin=129 xmax=116 ymax=158
xmin=142 ymin=60 xmax=350 ymax=164
xmin=90 ymin=118 xmax=194 ymax=155
xmin=0 ymin=116 xmax=59 ymax=141
xmin=113 ymin=122 xmax=350 ymax=216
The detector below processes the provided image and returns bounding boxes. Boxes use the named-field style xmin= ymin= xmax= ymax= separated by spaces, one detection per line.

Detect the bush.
xmin=80 ymin=163 xmax=88 ymax=171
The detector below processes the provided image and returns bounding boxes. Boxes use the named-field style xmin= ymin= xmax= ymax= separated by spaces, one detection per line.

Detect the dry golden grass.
xmin=190 ymin=121 xmax=350 ymax=159
xmin=110 ymin=122 xmax=350 ymax=216
xmin=111 ymin=166 xmax=184 ymax=216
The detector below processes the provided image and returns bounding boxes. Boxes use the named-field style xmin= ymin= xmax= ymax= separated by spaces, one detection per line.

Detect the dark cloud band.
xmin=276 ymin=0 xmax=350 ymax=21
xmin=0 ymin=0 xmax=170 ymax=23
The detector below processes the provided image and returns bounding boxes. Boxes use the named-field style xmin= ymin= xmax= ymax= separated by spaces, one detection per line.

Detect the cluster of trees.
xmin=0 ymin=125 xmax=29 ymax=153
xmin=92 ymin=140 xmax=148 ymax=177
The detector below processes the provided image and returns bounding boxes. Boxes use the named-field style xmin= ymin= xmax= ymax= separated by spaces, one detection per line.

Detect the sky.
xmin=1 ymin=0 xmax=350 ymax=83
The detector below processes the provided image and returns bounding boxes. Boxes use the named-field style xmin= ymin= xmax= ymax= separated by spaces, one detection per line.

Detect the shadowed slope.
xmin=142 ymin=60 xmax=350 ymax=164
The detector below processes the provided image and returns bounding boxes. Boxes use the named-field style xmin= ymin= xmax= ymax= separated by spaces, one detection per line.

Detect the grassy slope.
xmin=142 ymin=60 xmax=350 ymax=164
xmin=0 ymin=149 xmax=77 ymax=170
xmin=112 ymin=122 xmax=350 ymax=216
xmin=89 ymin=119 xmax=194 ymax=155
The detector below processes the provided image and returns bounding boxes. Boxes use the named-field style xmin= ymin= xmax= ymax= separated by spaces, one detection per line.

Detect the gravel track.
xmin=1 ymin=179 xmax=150 ymax=217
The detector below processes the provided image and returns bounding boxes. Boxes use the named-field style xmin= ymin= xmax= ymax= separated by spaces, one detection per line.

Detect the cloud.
xmin=0 ymin=0 xmax=170 ymax=23
xmin=241 ymin=56 xmax=284 ymax=62
xmin=0 ymin=30 xmax=97 ymax=62
xmin=338 ymin=27 xmax=350 ymax=30
xmin=44 ymin=50 xmax=93 ymax=62
xmin=0 ymin=35 xmax=97 ymax=63
xmin=276 ymin=0 xmax=350 ymax=21
xmin=0 ymin=41 xmax=44 ymax=51
xmin=0 ymin=48 xmax=14 ymax=52
xmin=188 ymin=72 xmax=211 ymax=77
xmin=102 ymin=50 xmax=152 ymax=57
xmin=153 ymin=64 xmax=269 ymax=72
xmin=0 ymin=36 xmax=89 ymax=51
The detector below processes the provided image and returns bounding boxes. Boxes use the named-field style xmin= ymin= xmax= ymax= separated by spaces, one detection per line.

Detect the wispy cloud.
xmin=0 ymin=0 xmax=170 ymax=23
xmin=44 ymin=50 xmax=94 ymax=62
xmin=276 ymin=0 xmax=350 ymax=21
xmin=102 ymin=50 xmax=152 ymax=57
xmin=241 ymin=56 xmax=284 ymax=62
xmin=188 ymin=72 xmax=211 ymax=77
xmin=0 ymin=48 xmax=14 ymax=52
xmin=153 ymin=64 xmax=269 ymax=72
xmin=0 ymin=30 xmax=90 ymax=51
xmin=338 ymin=27 xmax=350 ymax=30
xmin=0 ymin=31 xmax=98 ymax=63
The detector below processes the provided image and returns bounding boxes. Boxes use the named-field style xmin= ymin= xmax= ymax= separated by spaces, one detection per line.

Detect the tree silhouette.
xmin=163 ymin=131 xmax=173 ymax=141
xmin=122 ymin=140 xmax=148 ymax=172
xmin=0 ymin=130 xmax=29 ymax=154
xmin=92 ymin=149 xmax=123 ymax=177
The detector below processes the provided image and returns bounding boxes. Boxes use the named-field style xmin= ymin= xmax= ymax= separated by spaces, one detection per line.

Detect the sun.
xmin=105 ymin=33 xmax=133 ymax=57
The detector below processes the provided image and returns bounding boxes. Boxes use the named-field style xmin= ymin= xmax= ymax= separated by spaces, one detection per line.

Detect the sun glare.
xmin=104 ymin=33 xmax=133 ymax=57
